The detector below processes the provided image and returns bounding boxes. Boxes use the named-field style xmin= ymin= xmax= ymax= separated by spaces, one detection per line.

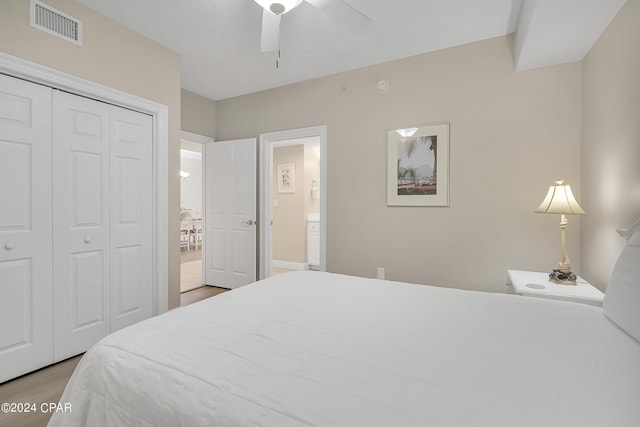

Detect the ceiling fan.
xmin=253 ymin=0 xmax=371 ymax=66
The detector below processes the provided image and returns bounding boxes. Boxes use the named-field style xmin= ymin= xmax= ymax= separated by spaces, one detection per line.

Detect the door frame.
xmin=180 ymin=131 xmax=213 ymax=286
xmin=0 ymin=51 xmax=169 ymax=315
xmin=259 ymin=125 xmax=327 ymax=279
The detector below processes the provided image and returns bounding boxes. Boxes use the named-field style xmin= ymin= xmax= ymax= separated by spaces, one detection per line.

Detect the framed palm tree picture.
xmin=387 ymin=122 xmax=449 ymax=206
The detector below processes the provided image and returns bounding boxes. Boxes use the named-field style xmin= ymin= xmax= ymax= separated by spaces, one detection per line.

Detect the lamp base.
xmin=548 ymin=269 xmax=577 ymax=285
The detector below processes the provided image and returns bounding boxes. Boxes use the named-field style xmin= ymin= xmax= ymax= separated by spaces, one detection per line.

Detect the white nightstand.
xmin=506 ymin=270 xmax=604 ymax=307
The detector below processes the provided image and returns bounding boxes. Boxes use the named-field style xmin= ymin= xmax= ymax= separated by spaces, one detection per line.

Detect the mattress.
xmin=49 ymin=271 xmax=640 ymax=426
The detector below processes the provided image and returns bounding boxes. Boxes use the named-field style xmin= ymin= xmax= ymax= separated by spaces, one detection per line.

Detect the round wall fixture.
xmin=376 ymin=80 xmax=389 ymax=93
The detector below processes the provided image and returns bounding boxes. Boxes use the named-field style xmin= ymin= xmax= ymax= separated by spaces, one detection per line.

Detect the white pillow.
xmin=603 ymin=220 xmax=640 ymax=342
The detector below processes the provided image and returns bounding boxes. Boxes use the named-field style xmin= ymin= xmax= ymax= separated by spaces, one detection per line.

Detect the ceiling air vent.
xmin=30 ymin=0 xmax=83 ymax=46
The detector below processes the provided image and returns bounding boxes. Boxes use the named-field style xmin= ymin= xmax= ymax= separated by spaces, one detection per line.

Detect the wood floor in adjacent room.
xmin=0 ymin=285 xmax=228 ymax=427
xmin=181 ymin=248 xmax=204 ymax=292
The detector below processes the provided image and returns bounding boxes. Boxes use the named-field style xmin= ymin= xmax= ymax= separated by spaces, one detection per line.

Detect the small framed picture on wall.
xmin=277 ymin=163 xmax=296 ymax=193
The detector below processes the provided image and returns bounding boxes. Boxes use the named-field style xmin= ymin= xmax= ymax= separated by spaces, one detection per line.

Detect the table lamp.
xmin=535 ymin=180 xmax=585 ymax=285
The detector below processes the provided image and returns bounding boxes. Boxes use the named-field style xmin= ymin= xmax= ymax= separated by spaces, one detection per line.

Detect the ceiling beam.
xmin=515 ymin=0 xmax=628 ymax=71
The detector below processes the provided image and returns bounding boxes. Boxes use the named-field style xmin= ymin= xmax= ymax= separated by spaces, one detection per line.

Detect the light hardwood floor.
xmin=180 ymin=248 xmax=201 ymax=264
xmin=0 ymin=356 xmax=81 ymax=427
xmin=181 ymin=249 xmax=204 ymax=292
xmin=0 ymin=285 xmax=228 ymax=427
xmin=180 ymin=284 xmax=229 ymax=305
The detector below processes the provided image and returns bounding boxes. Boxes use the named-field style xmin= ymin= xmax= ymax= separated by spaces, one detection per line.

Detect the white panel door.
xmin=52 ymin=91 xmax=111 ymax=361
xmin=204 ymin=139 xmax=256 ymax=289
xmin=110 ymin=105 xmax=153 ymax=331
xmin=0 ymin=74 xmax=53 ymax=382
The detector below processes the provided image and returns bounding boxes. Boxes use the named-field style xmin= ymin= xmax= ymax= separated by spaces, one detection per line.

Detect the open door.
xmin=204 ymin=138 xmax=257 ymax=288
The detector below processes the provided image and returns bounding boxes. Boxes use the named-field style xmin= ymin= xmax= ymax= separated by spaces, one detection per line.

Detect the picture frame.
xmin=277 ymin=163 xmax=296 ymax=193
xmin=387 ymin=122 xmax=449 ymax=206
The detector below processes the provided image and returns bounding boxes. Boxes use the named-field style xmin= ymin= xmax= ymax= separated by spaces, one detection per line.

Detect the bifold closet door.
xmin=53 ymin=91 xmax=111 ymax=362
xmin=53 ymin=93 xmax=154 ymax=357
xmin=0 ymin=74 xmax=53 ymax=382
xmin=109 ymin=105 xmax=153 ymax=332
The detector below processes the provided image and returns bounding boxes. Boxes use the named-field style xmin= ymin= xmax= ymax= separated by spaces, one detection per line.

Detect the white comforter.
xmin=49 ymin=271 xmax=640 ymax=427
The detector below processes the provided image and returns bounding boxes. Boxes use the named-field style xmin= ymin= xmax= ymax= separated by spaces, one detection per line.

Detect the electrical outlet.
xmin=376 ymin=267 xmax=385 ymax=280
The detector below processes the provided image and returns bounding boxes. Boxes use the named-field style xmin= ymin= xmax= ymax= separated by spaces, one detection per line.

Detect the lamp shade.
xmin=535 ymin=180 xmax=585 ymax=215
xmin=254 ymin=0 xmax=303 ymax=14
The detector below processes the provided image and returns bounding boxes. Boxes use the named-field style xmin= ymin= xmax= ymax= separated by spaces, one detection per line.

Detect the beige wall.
xmin=0 ymin=0 xmax=183 ymax=308
xmin=273 ymin=145 xmax=306 ymax=263
xmin=217 ymin=35 xmax=583 ymax=292
xmin=4 ymin=0 xmax=616 ymax=299
xmin=180 ymin=157 xmax=203 ymax=219
xmin=580 ymin=0 xmax=640 ymax=290
xmin=181 ymin=89 xmax=216 ymax=138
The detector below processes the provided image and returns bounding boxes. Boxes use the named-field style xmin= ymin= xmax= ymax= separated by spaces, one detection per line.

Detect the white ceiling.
xmin=75 ymin=0 xmax=626 ymax=101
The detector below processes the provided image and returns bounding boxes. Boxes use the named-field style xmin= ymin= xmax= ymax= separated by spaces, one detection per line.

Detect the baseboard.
xmin=272 ymin=260 xmax=309 ymax=271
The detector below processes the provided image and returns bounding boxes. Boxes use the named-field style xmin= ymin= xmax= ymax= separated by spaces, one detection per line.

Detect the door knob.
xmin=4 ymin=243 xmax=15 ymax=251
xmin=241 ymin=219 xmax=255 ymax=226
xmin=84 ymin=237 xmax=92 ymax=244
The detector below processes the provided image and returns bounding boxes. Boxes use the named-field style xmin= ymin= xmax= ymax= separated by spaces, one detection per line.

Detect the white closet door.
xmin=110 ymin=105 xmax=153 ymax=331
xmin=52 ymin=91 xmax=111 ymax=361
xmin=0 ymin=74 xmax=53 ymax=382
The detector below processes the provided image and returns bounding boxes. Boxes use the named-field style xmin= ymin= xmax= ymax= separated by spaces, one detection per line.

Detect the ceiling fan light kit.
xmin=253 ymin=0 xmax=303 ymax=15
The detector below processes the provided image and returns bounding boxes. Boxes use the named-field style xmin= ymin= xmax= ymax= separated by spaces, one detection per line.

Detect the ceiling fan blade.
xmin=305 ymin=0 xmax=371 ymax=33
xmin=260 ymin=8 xmax=279 ymax=52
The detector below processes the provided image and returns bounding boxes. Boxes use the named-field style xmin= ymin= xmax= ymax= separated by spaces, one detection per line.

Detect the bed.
xmin=49 ymin=226 xmax=640 ymax=427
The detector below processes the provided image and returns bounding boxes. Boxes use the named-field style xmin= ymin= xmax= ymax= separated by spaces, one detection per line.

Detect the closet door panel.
xmin=53 ymin=91 xmax=110 ymax=362
xmin=0 ymin=74 xmax=53 ymax=383
xmin=0 ymin=143 xmax=30 ymax=228
xmin=110 ymin=106 xmax=153 ymax=331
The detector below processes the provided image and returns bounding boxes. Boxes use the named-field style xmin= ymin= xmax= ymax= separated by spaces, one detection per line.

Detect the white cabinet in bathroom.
xmin=307 ymin=220 xmax=320 ymax=270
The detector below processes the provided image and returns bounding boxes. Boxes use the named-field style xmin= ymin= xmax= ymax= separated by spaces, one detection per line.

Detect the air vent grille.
xmin=30 ymin=0 xmax=82 ymax=46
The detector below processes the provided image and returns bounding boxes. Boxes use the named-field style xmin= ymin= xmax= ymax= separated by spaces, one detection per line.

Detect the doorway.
xmin=259 ymin=126 xmax=327 ymax=279
xmin=179 ymin=131 xmax=212 ymax=292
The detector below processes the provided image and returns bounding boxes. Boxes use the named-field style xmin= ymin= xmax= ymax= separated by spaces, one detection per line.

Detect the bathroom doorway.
xmin=259 ymin=126 xmax=327 ymax=279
